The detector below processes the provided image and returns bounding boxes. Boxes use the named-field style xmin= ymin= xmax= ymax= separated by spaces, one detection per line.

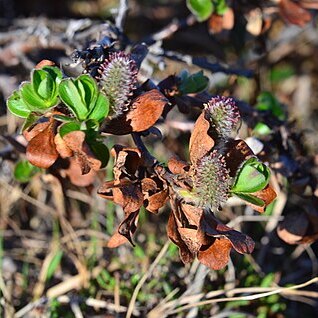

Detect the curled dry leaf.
xmin=60 ymin=157 xmax=97 ymax=187
xmin=198 ymin=238 xmax=232 ymax=270
xmin=101 ymin=89 xmax=168 ymax=135
xmin=35 ymin=59 xmax=55 ymax=69
xmin=279 ymin=0 xmax=312 ymax=26
xmin=54 ymin=134 xmax=73 ymax=158
xmin=200 ymin=211 xmax=255 ymax=254
xmin=245 ymin=184 xmax=277 ymax=213
xmin=168 ymin=156 xmax=190 ymax=174
xmin=62 ymin=131 xmax=101 ymax=174
xmin=26 ymin=119 xmax=59 ymax=168
xmin=167 ymin=212 xmax=194 ymax=264
xmin=189 ymin=112 xmax=215 ymax=165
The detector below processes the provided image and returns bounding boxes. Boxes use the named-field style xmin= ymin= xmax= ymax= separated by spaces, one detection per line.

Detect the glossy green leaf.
xmin=179 ymin=70 xmax=209 ymax=94
xmin=231 ymin=158 xmax=270 ymax=193
xmin=88 ymin=93 xmax=109 ymax=122
xmin=89 ymin=141 xmax=109 ymax=168
xmin=33 ymin=69 xmax=55 ymax=100
xmin=7 ymin=90 xmax=30 ymax=118
xmin=14 ymin=160 xmax=41 ymax=183
xmin=20 ymin=83 xmax=52 ymax=110
xmin=213 ymin=0 xmax=228 ymax=15
xmin=53 ymin=114 xmax=75 ymax=123
xmin=46 ymin=250 xmax=63 ymax=281
xmin=59 ymin=75 xmax=99 ymax=121
xmin=22 ymin=113 xmax=39 ymax=131
xmin=186 ymin=0 xmax=213 ymax=22
xmin=59 ymin=122 xmax=81 ymax=138
xmin=234 ymin=192 xmax=265 ymax=207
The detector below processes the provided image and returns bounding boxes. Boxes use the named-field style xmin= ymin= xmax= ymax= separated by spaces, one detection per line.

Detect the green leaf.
xmin=53 ymin=114 xmax=76 ymax=123
xmin=22 ymin=113 xmax=39 ymax=131
xmin=59 ymin=122 xmax=81 ymax=138
xmin=231 ymin=158 xmax=270 ymax=193
xmin=234 ymin=192 xmax=265 ymax=207
xmin=186 ymin=0 xmax=213 ymax=22
xmin=256 ymin=92 xmax=285 ymax=120
xmin=88 ymin=141 xmax=109 ymax=168
xmin=88 ymin=92 xmax=109 ymax=122
xmin=59 ymin=75 xmax=99 ymax=121
xmin=7 ymin=90 xmax=30 ymax=118
xmin=253 ymin=122 xmax=272 ymax=136
xmin=213 ymin=0 xmax=228 ymax=15
xmin=14 ymin=160 xmax=41 ymax=183
xmin=179 ymin=70 xmax=209 ymax=94
xmin=20 ymin=82 xmax=50 ymax=110
xmin=46 ymin=250 xmax=63 ymax=281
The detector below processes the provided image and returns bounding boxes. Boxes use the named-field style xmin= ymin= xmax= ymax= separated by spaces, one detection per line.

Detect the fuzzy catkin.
xmin=98 ymin=52 xmax=138 ymax=117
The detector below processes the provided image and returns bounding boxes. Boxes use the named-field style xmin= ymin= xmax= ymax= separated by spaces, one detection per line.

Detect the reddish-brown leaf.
xmin=101 ymin=89 xmax=168 ymax=135
xmin=200 ymin=212 xmax=255 ymax=254
xmin=189 ymin=112 xmax=215 ymax=164
xmin=181 ymin=203 xmax=203 ymax=227
xmin=107 ymin=231 xmax=129 ymax=248
xmin=279 ymin=0 xmax=312 ymax=26
xmin=168 ymin=157 xmax=190 ymax=174
xmin=35 ymin=59 xmax=55 ymax=69
xmin=118 ymin=210 xmax=140 ymax=245
xmin=178 ymin=228 xmax=201 ymax=254
xmin=26 ymin=120 xmax=59 ymax=168
xmin=145 ymin=190 xmax=169 ymax=214
xmin=167 ymin=213 xmax=194 ymax=264
xmin=61 ymin=157 xmax=97 ymax=187
xmin=23 ymin=121 xmax=50 ymax=142
xmin=245 ymin=185 xmax=277 ymax=213
xmin=62 ymin=131 xmax=101 ymax=174
xmin=198 ymin=238 xmax=232 ymax=270
xmin=120 ymin=183 xmax=144 ymax=213
xmin=54 ymin=134 xmax=73 ymax=158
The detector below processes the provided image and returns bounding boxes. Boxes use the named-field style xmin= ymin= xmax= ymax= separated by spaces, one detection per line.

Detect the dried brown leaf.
xmin=168 ymin=157 xmax=190 ymax=174
xmin=26 ymin=120 xmax=59 ymax=168
xmin=246 ymin=185 xmax=277 ymax=213
xmin=189 ymin=112 xmax=215 ymax=164
xmin=167 ymin=213 xmax=194 ymax=264
xmin=101 ymin=89 xmax=168 ymax=135
xmin=198 ymin=238 xmax=232 ymax=270
xmin=107 ymin=232 xmax=129 ymax=248
xmin=61 ymin=157 xmax=97 ymax=187
xmin=63 ymin=131 xmax=101 ymax=174
xmin=178 ymin=228 xmax=201 ymax=254
xmin=54 ymin=134 xmax=73 ymax=158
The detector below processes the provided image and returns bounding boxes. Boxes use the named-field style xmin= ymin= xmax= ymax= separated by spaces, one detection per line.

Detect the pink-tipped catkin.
xmin=98 ymin=52 xmax=138 ymax=117
xmin=205 ymin=96 xmax=241 ymax=138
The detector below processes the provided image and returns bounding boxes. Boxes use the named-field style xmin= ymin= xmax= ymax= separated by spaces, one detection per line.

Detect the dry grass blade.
xmin=166 ymin=277 xmax=318 ymax=315
xmin=126 ymin=240 xmax=170 ymax=318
